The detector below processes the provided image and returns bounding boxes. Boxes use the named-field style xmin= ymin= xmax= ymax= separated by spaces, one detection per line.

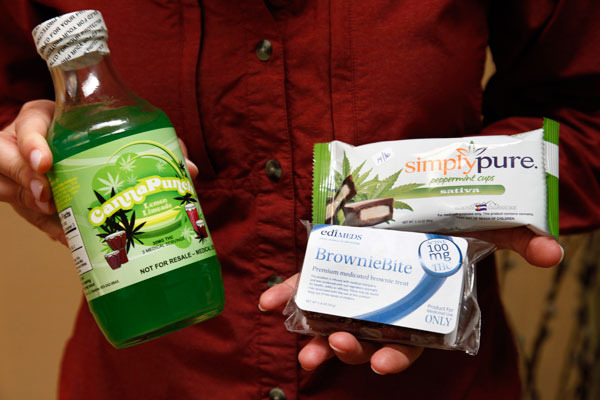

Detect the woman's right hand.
xmin=0 ymin=100 xmax=66 ymax=245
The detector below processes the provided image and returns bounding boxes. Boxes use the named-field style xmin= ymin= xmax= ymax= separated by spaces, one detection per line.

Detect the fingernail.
xmin=329 ymin=343 xmax=344 ymax=354
xmin=35 ymin=199 xmax=51 ymax=213
xmin=258 ymin=303 xmax=266 ymax=312
xmin=559 ymin=244 xmax=565 ymax=264
xmin=30 ymin=149 xmax=42 ymax=172
xmin=300 ymin=364 xmax=315 ymax=371
xmin=186 ymin=158 xmax=198 ymax=174
xmin=30 ymin=180 xmax=43 ymax=201
xmin=371 ymin=365 xmax=385 ymax=375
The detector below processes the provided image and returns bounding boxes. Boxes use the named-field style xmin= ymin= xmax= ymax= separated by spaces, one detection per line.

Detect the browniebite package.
xmin=285 ymin=224 xmax=495 ymax=354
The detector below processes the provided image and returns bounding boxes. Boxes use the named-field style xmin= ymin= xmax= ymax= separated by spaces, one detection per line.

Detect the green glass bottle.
xmin=32 ymin=10 xmax=224 ymax=348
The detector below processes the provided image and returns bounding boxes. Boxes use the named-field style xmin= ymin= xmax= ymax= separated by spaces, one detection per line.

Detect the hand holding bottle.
xmin=25 ymin=10 xmax=225 ymax=348
xmin=0 ymin=99 xmax=199 ymax=246
xmin=0 ymin=100 xmax=65 ymax=244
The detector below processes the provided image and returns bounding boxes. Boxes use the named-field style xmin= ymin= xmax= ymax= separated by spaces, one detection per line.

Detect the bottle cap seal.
xmin=32 ymin=10 xmax=109 ymax=68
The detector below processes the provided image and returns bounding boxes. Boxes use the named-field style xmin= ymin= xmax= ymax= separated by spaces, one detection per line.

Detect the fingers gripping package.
xmin=284 ymin=119 xmax=559 ymax=354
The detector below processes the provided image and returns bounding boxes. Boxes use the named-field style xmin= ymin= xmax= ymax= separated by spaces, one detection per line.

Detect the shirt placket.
xmin=242 ymin=3 xmax=300 ymax=399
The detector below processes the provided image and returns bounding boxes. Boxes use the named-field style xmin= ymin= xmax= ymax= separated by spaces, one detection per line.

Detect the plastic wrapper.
xmin=312 ymin=119 xmax=559 ymax=237
xmin=284 ymin=222 xmax=496 ymax=354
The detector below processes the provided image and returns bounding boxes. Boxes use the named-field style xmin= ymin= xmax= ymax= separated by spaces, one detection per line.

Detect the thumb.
xmin=467 ymin=227 xmax=563 ymax=268
xmin=259 ymin=274 xmax=298 ymax=311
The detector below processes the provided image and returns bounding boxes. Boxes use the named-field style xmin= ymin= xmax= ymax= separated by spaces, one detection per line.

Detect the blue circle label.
xmin=418 ymin=238 xmax=463 ymax=277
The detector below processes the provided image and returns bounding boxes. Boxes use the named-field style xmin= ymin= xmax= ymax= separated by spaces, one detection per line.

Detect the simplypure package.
xmin=284 ymin=119 xmax=559 ymax=354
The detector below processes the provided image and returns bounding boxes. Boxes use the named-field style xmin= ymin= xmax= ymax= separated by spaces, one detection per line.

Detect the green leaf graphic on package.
xmin=326 ymin=151 xmax=425 ymax=226
xmin=87 ymin=140 xmax=208 ymax=270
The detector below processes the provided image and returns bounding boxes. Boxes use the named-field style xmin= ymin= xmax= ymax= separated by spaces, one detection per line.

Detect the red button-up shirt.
xmin=2 ymin=1 xmax=600 ymax=399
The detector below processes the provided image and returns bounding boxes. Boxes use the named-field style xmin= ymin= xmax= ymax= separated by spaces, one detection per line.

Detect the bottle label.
xmin=48 ymin=128 xmax=217 ymax=300
xmin=295 ymin=225 xmax=468 ymax=334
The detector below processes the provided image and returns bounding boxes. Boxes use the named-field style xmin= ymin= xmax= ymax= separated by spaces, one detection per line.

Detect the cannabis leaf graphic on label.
xmin=93 ymin=188 xmax=146 ymax=267
xmin=332 ymin=152 xmax=424 ymax=225
xmin=97 ymin=172 xmax=124 ymax=196
xmin=155 ymin=159 xmax=167 ymax=172
xmin=174 ymin=192 xmax=198 ymax=205
xmin=110 ymin=140 xmax=188 ymax=179
xmin=118 ymin=154 xmax=137 ymax=172
xmin=182 ymin=225 xmax=196 ymax=242
xmin=126 ymin=173 xmax=137 ymax=186
xmin=456 ymin=141 xmax=487 ymax=157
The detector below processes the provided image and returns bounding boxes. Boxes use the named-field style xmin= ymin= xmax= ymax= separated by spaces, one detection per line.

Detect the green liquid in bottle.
xmin=49 ymin=106 xmax=224 ymax=348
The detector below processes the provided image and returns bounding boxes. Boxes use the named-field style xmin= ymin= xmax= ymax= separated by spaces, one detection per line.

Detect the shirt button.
xmin=265 ymin=159 xmax=282 ymax=181
xmin=267 ymin=275 xmax=284 ymax=288
xmin=256 ymin=39 xmax=272 ymax=61
xmin=269 ymin=388 xmax=287 ymax=400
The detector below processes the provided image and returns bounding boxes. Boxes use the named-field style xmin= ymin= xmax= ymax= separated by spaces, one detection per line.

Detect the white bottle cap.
xmin=32 ymin=10 xmax=109 ymax=69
